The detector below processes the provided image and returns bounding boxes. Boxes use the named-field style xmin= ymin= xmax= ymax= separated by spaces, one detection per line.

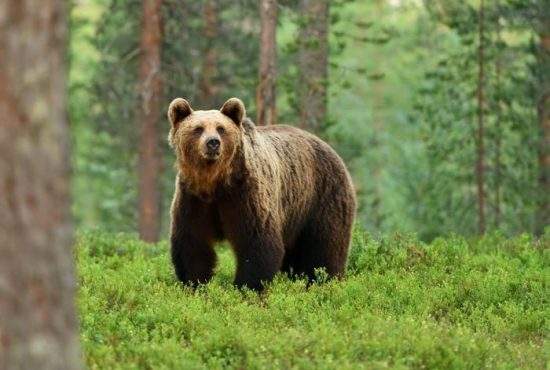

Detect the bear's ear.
xmin=220 ymin=98 xmax=245 ymax=125
xmin=168 ymin=98 xmax=193 ymax=129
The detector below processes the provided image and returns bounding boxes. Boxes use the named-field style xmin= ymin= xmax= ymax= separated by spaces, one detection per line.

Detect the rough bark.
xmin=298 ymin=0 xmax=329 ymax=132
xmin=138 ymin=0 xmax=163 ymax=242
xmin=476 ymin=0 xmax=486 ymax=234
xmin=198 ymin=0 xmax=219 ymax=108
xmin=0 ymin=1 xmax=81 ymax=369
xmin=536 ymin=28 xmax=550 ymax=235
xmin=256 ymin=0 xmax=278 ymax=126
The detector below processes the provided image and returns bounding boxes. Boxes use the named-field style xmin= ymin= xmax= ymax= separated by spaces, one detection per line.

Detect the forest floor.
xmin=77 ymin=230 xmax=548 ymax=369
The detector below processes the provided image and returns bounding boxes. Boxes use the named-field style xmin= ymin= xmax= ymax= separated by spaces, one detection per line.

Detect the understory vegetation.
xmin=77 ymin=230 xmax=548 ymax=369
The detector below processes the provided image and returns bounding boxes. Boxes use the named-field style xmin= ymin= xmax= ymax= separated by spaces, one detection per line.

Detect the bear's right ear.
xmin=168 ymin=98 xmax=193 ymax=129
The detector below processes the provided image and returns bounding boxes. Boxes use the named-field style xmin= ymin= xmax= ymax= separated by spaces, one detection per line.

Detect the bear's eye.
xmin=217 ymin=126 xmax=225 ymax=135
xmin=193 ymin=126 xmax=204 ymax=134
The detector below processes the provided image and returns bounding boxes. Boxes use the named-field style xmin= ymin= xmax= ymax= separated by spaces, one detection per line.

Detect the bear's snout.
xmin=206 ymin=137 xmax=220 ymax=151
xmin=203 ymin=135 xmax=221 ymax=159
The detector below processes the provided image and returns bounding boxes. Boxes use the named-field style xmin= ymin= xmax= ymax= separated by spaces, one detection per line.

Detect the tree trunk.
xmin=256 ymin=0 xmax=278 ymax=126
xmin=370 ymin=0 xmax=386 ymax=230
xmin=476 ymin=0 xmax=486 ymax=234
xmin=494 ymin=2 xmax=502 ymax=229
xmin=298 ymin=0 xmax=329 ymax=132
xmin=198 ymin=0 xmax=219 ymax=108
xmin=0 ymin=1 xmax=81 ymax=369
xmin=138 ymin=0 xmax=163 ymax=242
xmin=536 ymin=28 xmax=550 ymax=235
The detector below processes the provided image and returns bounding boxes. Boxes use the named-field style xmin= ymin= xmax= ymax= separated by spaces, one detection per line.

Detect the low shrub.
xmin=77 ymin=228 xmax=548 ymax=369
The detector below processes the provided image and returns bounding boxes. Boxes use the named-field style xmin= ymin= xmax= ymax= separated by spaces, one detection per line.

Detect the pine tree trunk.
xmin=370 ymin=0 xmax=385 ymax=230
xmin=476 ymin=0 xmax=486 ymax=234
xmin=138 ymin=0 xmax=163 ymax=242
xmin=536 ymin=28 xmax=550 ymax=235
xmin=298 ymin=0 xmax=329 ymax=132
xmin=256 ymin=0 xmax=278 ymax=125
xmin=0 ymin=1 xmax=81 ymax=369
xmin=198 ymin=0 xmax=218 ymax=108
xmin=494 ymin=3 xmax=502 ymax=229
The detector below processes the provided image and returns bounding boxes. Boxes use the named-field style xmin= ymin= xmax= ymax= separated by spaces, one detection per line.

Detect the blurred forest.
xmin=69 ymin=0 xmax=549 ymax=242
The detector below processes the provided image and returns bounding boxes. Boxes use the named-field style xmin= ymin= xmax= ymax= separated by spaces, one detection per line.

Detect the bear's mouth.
xmin=203 ymin=150 xmax=220 ymax=162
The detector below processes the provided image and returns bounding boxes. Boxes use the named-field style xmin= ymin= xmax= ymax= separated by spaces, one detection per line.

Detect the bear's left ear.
xmin=220 ymin=98 xmax=246 ymax=125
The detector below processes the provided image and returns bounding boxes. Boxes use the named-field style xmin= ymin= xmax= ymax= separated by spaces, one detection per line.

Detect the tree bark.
xmin=536 ymin=28 xmax=549 ymax=235
xmin=0 ymin=1 xmax=81 ymax=369
xmin=494 ymin=2 xmax=502 ymax=229
xmin=370 ymin=0 xmax=385 ymax=230
xmin=138 ymin=0 xmax=163 ymax=242
xmin=476 ymin=0 xmax=486 ymax=234
xmin=256 ymin=0 xmax=278 ymax=126
xmin=298 ymin=0 xmax=329 ymax=132
xmin=198 ymin=0 xmax=219 ymax=108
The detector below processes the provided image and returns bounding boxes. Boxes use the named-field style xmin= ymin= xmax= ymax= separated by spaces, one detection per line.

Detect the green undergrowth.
xmin=77 ymin=229 xmax=549 ymax=369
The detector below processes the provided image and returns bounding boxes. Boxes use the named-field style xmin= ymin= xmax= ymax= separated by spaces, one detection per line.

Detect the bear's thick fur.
xmin=168 ymin=97 xmax=356 ymax=290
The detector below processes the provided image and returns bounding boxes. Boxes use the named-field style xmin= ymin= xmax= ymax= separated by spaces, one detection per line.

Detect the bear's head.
xmin=167 ymin=97 xmax=246 ymax=197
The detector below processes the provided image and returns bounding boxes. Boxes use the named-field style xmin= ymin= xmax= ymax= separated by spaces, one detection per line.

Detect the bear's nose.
xmin=206 ymin=137 xmax=220 ymax=151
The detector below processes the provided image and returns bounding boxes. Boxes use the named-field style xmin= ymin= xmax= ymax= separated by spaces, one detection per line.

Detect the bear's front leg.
xmin=233 ymin=234 xmax=284 ymax=291
xmin=171 ymin=232 xmax=217 ymax=287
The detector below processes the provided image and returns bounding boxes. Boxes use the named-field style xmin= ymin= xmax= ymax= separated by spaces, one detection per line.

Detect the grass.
xmin=77 ymin=229 xmax=549 ymax=369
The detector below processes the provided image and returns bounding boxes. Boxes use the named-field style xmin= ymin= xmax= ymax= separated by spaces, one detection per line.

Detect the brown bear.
xmin=167 ymin=97 xmax=356 ymax=290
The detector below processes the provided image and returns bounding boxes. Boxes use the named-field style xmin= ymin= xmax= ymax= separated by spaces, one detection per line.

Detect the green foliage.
xmin=325 ymin=1 xmax=435 ymax=233
xmin=77 ymin=228 xmax=548 ymax=369
xmin=409 ymin=0 xmax=541 ymax=239
xmin=69 ymin=0 xmax=547 ymax=239
xmin=70 ymin=0 xmax=140 ymax=231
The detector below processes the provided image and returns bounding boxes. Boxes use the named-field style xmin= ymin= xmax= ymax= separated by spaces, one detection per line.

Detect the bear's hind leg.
xmin=292 ymin=228 xmax=346 ymax=281
xmin=292 ymin=205 xmax=353 ymax=282
xmin=233 ymin=233 xmax=285 ymax=291
xmin=281 ymin=248 xmax=297 ymax=276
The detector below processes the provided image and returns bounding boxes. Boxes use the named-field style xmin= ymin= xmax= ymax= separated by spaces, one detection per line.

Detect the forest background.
xmin=69 ymin=0 xmax=549 ymax=241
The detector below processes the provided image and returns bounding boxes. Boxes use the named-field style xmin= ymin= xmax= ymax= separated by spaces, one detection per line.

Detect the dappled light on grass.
xmin=76 ymin=229 xmax=547 ymax=369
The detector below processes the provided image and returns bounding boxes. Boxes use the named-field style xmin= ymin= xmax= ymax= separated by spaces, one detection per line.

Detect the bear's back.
xmin=254 ymin=124 xmax=350 ymax=183
xmin=243 ymin=123 xmax=354 ymax=243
